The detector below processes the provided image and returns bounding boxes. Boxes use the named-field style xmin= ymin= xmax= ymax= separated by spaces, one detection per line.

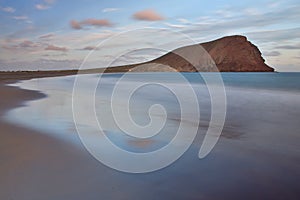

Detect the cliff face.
xmin=144 ymin=35 xmax=274 ymax=72
xmin=200 ymin=35 xmax=274 ymax=72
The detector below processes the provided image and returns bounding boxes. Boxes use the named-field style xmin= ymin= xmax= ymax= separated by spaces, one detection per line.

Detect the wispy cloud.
xmin=276 ymin=44 xmax=300 ymax=49
xmin=39 ymin=33 xmax=55 ymax=39
xmin=164 ymin=22 xmax=186 ymax=29
xmin=180 ymin=4 xmax=300 ymax=39
xmin=19 ymin=40 xmax=39 ymax=48
xmin=4 ymin=25 xmax=36 ymax=39
xmin=263 ymin=51 xmax=281 ymax=56
xmin=0 ymin=6 xmax=16 ymax=13
xmin=35 ymin=4 xmax=50 ymax=10
xmin=70 ymin=19 xmax=112 ymax=30
xmin=44 ymin=0 xmax=56 ymax=4
xmin=13 ymin=15 xmax=29 ymax=20
xmin=79 ymin=46 xmax=98 ymax=51
xmin=246 ymin=27 xmax=300 ymax=43
xmin=35 ymin=0 xmax=55 ymax=10
xmin=45 ymin=44 xmax=68 ymax=52
xmin=133 ymin=9 xmax=164 ymax=21
xmin=243 ymin=8 xmax=260 ymax=16
xmin=177 ymin=18 xmax=191 ymax=24
xmin=2 ymin=39 xmax=42 ymax=51
xmin=12 ymin=15 xmax=32 ymax=24
xmin=42 ymin=53 xmax=67 ymax=57
xmin=102 ymin=8 xmax=120 ymax=13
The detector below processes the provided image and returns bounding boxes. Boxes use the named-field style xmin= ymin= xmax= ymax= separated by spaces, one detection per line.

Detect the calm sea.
xmin=4 ymin=72 xmax=300 ymax=199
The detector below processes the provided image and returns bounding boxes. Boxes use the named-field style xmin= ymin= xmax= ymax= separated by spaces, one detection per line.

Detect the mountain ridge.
xmin=122 ymin=35 xmax=274 ymax=72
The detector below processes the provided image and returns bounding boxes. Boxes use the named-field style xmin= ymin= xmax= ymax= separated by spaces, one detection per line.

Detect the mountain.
xmin=0 ymin=35 xmax=274 ymax=80
xmin=106 ymin=35 xmax=274 ymax=72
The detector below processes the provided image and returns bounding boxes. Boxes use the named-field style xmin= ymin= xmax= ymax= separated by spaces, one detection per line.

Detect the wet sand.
xmin=0 ymin=74 xmax=300 ymax=200
xmin=0 ymin=78 xmax=136 ymax=200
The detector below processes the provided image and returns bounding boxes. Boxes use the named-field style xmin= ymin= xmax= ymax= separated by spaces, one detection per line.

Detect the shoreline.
xmin=0 ymin=78 xmax=111 ymax=199
xmin=0 ymin=69 xmax=280 ymax=84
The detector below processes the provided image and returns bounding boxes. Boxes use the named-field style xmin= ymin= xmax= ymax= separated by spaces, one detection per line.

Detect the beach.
xmin=0 ymin=73 xmax=300 ymax=200
xmin=0 ymin=77 xmax=138 ymax=200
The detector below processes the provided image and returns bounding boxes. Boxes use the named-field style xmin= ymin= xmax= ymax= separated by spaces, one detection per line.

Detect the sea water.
xmin=4 ymin=72 xmax=300 ymax=198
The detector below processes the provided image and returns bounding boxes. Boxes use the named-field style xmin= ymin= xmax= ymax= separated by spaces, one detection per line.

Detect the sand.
xmin=0 ymin=78 xmax=133 ymax=200
xmin=0 ymin=73 xmax=300 ymax=200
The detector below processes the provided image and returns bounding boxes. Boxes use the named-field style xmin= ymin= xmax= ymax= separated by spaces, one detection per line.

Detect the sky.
xmin=0 ymin=0 xmax=299 ymax=71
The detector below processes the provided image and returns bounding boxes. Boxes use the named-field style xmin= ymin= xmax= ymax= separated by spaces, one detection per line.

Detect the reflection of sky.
xmin=4 ymin=72 xmax=300 ymax=167
xmin=5 ymin=74 xmax=202 ymax=153
xmin=0 ymin=0 xmax=299 ymax=71
xmin=2 ymin=73 xmax=300 ymax=197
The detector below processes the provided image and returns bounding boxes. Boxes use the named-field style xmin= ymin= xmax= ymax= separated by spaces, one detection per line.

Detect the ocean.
xmin=4 ymin=72 xmax=300 ymax=198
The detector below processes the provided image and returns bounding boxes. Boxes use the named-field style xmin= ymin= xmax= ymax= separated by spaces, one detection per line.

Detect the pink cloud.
xmin=19 ymin=40 xmax=37 ymax=48
xmin=70 ymin=20 xmax=82 ymax=29
xmin=45 ymin=44 xmax=68 ymax=52
xmin=70 ymin=19 xmax=112 ymax=30
xmin=133 ymin=9 xmax=164 ymax=21
xmin=39 ymin=33 xmax=55 ymax=39
xmin=81 ymin=19 xmax=112 ymax=27
xmin=2 ymin=40 xmax=41 ymax=51
xmin=2 ymin=45 xmax=17 ymax=51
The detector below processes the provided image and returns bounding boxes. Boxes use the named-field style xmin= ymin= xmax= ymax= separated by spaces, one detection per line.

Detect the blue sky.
xmin=0 ymin=0 xmax=299 ymax=71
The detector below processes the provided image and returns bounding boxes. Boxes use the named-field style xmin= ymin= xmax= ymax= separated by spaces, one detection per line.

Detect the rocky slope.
xmin=108 ymin=35 xmax=274 ymax=72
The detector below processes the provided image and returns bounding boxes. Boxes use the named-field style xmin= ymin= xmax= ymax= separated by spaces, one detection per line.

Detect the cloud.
xmin=4 ymin=25 xmax=36 ymax=39
xmin=246 ymin=27 xmax=300 ymax=43
xmin=70 ymin=20 xmax=82 ymax=29
xmin=177 ymin=18 xmax=190 ymax=24
xmin=45 ymin=44 xmax=68 ymax=52
xmin=80 ymin=46 xmax=98 ymax=51
xmin=12 ymin=15 xmax=32 ymax=24
xmin=13 ymin=15 xmax=29 ymax=20
xmin=2 ymin=40 xmax=41 ymax=51
xmin=276 ymin=44 xmax=300 ymax=49
xmin=81 ymin=19 xmax=112 ymax=27
xmin=2 ymin=44 xmax=16 ymax=51
xmin=70 ymin=19 xmax=112 ymax=29
xmin=133 ymin=9 xmax=164 ymax=21
xmin=19 ymin=40 xmax=38 ymax=48
xmin=35 ymin=4 xmax=50 ymax=10
xmin=263 ymin=51 xmax=281 ymax=56
xmin=42 ymin=53 xmax=67 ymax=57
xmin=102 ymin=8 xmax=120 ymax=13
xmin=164 ymin=22 xmax=186 ymax=29
xmin=39 ymin=33 xmax=55 ymax=39
xmin=44 ymin=0 xmax=56 ymax=4
xmin=0 ymin=6 xmax=16 ymax=13
xmin=242 ymin=8 xmax=260 ymax=16
xmin=180 ymin=4 xmax=300 ymax=42
xmin=35 ymin=0 xmax=55 ymax=10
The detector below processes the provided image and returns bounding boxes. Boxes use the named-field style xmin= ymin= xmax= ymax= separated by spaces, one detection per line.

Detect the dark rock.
xmin=148 ymin=35 xmax=274 ymax=72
